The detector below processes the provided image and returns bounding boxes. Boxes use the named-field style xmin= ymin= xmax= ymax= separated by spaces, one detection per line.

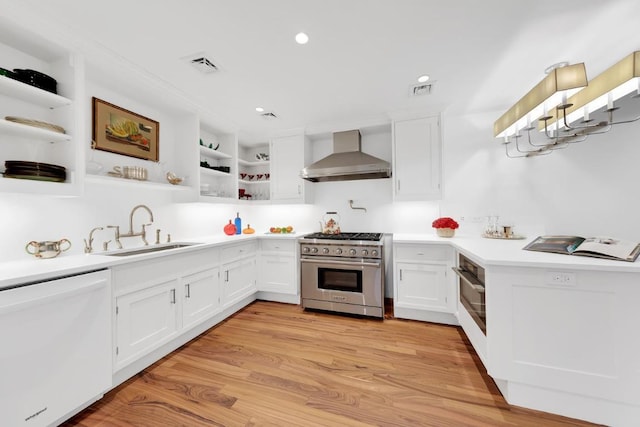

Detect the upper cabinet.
xmin=0 ymin=15 xmax=83 ymax=197
xmin=269 ymin=133 xmax=313 ymax=203
xmin=392 ymin=115 xmax=442 ymax=201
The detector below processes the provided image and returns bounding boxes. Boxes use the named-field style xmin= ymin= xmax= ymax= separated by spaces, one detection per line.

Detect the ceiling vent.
xmin=409 ymin=82 xmax=434 ymax=97
xmin=182 ymin=52 xmax=220 ymax=74
xmin=260 ymin=112 xmax=278 ymax=120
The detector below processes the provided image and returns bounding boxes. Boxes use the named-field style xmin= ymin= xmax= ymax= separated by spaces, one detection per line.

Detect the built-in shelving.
xmin=0 ymin=75 xmax=72 ymax=109
xmin=0 ymin=119 xmax=71 ymax=143
xmin=238 ymin=158 xmax=269 ymax=167
xmin=200 ymin=167 xmax=231 ymax=178
xmin=199 ymin=145 xmax=232 ymax=160
xmin=85 ymin=174 xmax=190 ymax=191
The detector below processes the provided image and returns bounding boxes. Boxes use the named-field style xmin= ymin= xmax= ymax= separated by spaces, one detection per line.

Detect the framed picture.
xmin=92 ymin=97 xmax=159 ymax=161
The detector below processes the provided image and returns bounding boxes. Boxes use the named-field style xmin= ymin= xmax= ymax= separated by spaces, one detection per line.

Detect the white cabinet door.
xmin=395 ymin=262 xmax=450 ymax=312
xmin=392 ymin=115 xmax=441 ymax=201
xmin=182 ymin=267 xmax=221 ymax=329
xmin=259 ymin=253 xmax=296 ymax=294
xmin=223 ymin=256 xmax=257 ymax=307
xmin=115 ymin=278 xmax=179 ymax=369
xmin=270 ymin=134 xmax=308 ymax=202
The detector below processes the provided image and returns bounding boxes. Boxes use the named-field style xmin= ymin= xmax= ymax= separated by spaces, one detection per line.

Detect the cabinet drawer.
xmin=394 ymin=244 xmax=452 ymax=262
xmin=221 ymin=241 xmax=258 ymax=262
xmin=261 ymin=239 xmax=295 ymax=253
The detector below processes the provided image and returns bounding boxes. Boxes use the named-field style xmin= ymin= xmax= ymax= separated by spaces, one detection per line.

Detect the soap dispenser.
xmin=234 ymin=212 xmax=242 ymax=235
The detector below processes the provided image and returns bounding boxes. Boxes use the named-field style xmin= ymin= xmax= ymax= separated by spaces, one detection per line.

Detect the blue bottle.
xmin=234 ymin=212 xmax=242 ymax=235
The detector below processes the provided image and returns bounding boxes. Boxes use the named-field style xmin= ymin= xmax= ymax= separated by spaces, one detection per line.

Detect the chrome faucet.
xmin=107 ymin=205 xmax=155 ymax=248
xmin=83 ymin=226 xmax=103 ymax=253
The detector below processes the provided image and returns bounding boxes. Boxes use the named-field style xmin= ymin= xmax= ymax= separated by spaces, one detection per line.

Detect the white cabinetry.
xmin=270 ymin=133 xmax=313 ymax=203
xmin=221 ymin=241 xmax=257 ymax=307
xmin=392 ymin=115 xmax=441 ymax=201
xmin=114 ymin=276 xmax=180 ymax=368
xmin=487 ymin=265 xmax=640 ymax=426
xmin=182 ymin=266 xmax=221 ymax=329
xmin=393 ymin=242 xmax=457 ymax=324
xmin=257 ymin=238 xmax=299 ymax=303
xmin=0 ymin=16 xmax=82 ymax=196
xmin=112 ymin=248 xmax=221 ymax=371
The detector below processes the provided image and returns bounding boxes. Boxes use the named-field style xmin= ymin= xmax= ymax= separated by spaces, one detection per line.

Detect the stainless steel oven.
xmin=452 ymin=253 xmax=486 ymax=334
xmin=300 ymin=232 xmax=384 ymax=318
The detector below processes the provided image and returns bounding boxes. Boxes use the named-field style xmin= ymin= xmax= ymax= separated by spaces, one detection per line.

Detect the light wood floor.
xmin=63 ymin=301 xmax=599 ymax=427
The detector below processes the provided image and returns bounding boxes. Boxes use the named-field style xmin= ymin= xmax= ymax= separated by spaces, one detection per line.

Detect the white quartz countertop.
xmin=393 ymin=233 xmax=640 ymax=273
xmin=5 ymin=231 xmax=639 ymax=291
xmin=0 ymin=232 xmax=305 ymax=290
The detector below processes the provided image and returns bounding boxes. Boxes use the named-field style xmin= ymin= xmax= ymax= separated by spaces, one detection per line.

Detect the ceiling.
xmin=12 ymin=0 xmax=640 ymax=143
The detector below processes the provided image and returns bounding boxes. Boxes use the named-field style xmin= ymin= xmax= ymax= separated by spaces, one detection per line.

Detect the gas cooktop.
xmin=301 ymin=232 xmax=383 ymax=241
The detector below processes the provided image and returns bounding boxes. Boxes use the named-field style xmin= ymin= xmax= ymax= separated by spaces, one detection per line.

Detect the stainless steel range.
xmin=300 ymin=232 xmax=384 ymax=318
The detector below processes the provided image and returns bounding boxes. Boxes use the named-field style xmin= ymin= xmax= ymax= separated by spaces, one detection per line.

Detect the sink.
xmin=97 ymin=242 xmax=202 ymax=257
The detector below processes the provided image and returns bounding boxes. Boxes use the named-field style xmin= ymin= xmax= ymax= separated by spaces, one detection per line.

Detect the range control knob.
xmin=335 ymin=248 xmax=343 ymax=255
xmin=349 ymin=248 xmax=357 ymax=255
xmin=302 ymin=246 xmax=310 ymax=253
xmin=322 ymin=247 xmax=330 ymax=254
xmin=311 ymin=247 xmax=319 ymax=254
xmin=361 ymin=249 xmax=369 ymax=256
xmin=371 ymin=249 xmax=379 ymax=257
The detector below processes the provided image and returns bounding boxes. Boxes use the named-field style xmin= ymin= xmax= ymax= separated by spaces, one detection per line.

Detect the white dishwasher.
xmin=0 ymin=269 xmax=112 ymax=427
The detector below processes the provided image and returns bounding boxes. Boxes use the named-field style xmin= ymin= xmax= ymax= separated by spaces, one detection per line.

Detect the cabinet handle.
xmin=225 ymin=270 xmax=229 ymax=282
xmin=170 ymin=289 xmax=176 ymax=304
xmin=185 ymin=283 xmax=190 ymax=298
xmin=399 ymin=269 xmax=403 ymax=281
xmin=298 ymin=184 xmax=301 ymax=195
xmin=397 ymin=180 xmax=401 ymax=191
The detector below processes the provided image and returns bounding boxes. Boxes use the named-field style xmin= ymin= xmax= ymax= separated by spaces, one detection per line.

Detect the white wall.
xmin=441 ymin=108 xmax=640 ymax=241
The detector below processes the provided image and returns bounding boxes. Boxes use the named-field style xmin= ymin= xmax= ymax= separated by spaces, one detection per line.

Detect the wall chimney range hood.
xmin=300 ymin=130 xmax=391 ymax=182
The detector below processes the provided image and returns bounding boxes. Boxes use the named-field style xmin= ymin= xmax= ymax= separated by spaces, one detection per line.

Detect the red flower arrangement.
xmin=432 ymin=217 xmax=459 ymax=229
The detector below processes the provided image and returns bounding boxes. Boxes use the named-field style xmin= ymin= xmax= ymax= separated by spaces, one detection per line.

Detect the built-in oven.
xmin=300 ymin=233 xmax=384 ymax=318
xmin=452 ymin=253 xmax=486 ymax=334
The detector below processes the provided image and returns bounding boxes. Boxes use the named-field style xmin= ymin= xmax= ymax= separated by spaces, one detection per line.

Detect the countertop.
xmin=393 ymin=233 xmax=640 ymax=273
xmin=0 ymin=232 xmax=304 ymax=291
xmin=4 ymin=231 xmax=640 ymax=291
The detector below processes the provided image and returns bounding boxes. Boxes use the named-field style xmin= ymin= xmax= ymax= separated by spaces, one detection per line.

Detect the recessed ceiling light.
xmin=295 ymin=32 xmax=309 ymax=45
xmin=418 ymin=75 xmax=430 ymax=83
xmin=255 ymin=107 xmax=264 ymax=112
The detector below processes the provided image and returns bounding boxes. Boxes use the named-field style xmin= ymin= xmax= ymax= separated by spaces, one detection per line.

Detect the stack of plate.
xmin=3 ymin=161 xmax=66 ymax=182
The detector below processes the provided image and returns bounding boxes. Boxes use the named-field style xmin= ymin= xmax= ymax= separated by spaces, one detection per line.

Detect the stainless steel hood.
xmin=300 ymin=129 xmax=391 ymax=182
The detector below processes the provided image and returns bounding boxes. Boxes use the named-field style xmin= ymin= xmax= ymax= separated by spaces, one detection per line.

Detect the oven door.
xmin=452 ymin=267 xmax=486 ymax=334
xmin=301 ymin=257 xmax=382 ymax=307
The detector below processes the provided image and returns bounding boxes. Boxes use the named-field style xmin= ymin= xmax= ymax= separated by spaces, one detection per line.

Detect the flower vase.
xmin=436 ymin=228 xmax=455 ymax=238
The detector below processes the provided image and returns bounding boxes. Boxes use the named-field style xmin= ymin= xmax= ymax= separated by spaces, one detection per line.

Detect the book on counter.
xmin=523 ymin=235 xmax=640 ymax=262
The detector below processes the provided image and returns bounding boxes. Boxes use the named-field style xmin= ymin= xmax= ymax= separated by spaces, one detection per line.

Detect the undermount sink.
xmin=97 ymin=242 xmax=202 ymax=257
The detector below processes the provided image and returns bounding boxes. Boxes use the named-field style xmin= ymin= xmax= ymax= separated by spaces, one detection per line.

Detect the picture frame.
xmin=92 ymin=97 xmax=159 ymax=161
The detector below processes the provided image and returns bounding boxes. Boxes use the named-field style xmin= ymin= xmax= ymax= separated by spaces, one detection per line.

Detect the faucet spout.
xmin=129 ymin=204 xmax=154 ymax=235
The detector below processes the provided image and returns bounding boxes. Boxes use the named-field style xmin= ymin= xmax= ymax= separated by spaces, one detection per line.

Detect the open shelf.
xmin=85 ymin=174 xmax=190 ymax=191
xmin=199 ymin=145 xmax=232 ymax=160
xmin=238 ymin=158 xmax=269 ymax=167
xmin=0 ymin=119 xmax=71 ymax=143
xmin=0 ymin=75 xmax=72 ymax=109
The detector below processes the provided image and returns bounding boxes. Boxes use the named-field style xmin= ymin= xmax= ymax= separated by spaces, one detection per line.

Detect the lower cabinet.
xmin=258 ymin=239 xmax=298 ymax=298
xmin=182 ymin=266 xmax=221 ymax=329
xmin=112 ymin=248 xmax=221 ymax=371
xmin=393 ymin=242 xmax=457 ymax=324
xmin=115 ymin=277 xmax=180 ymax=368
xmin=221 ymin=241 xmax=257 ymax=308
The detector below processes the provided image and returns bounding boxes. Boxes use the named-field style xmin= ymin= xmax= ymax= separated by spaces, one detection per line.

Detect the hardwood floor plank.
xmin=63 ymin=301 xmax=600 ymax=427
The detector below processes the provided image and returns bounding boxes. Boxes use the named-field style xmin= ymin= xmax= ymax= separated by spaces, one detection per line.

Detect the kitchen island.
xmin=394 ymin=233 xmax=640 ymax=427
